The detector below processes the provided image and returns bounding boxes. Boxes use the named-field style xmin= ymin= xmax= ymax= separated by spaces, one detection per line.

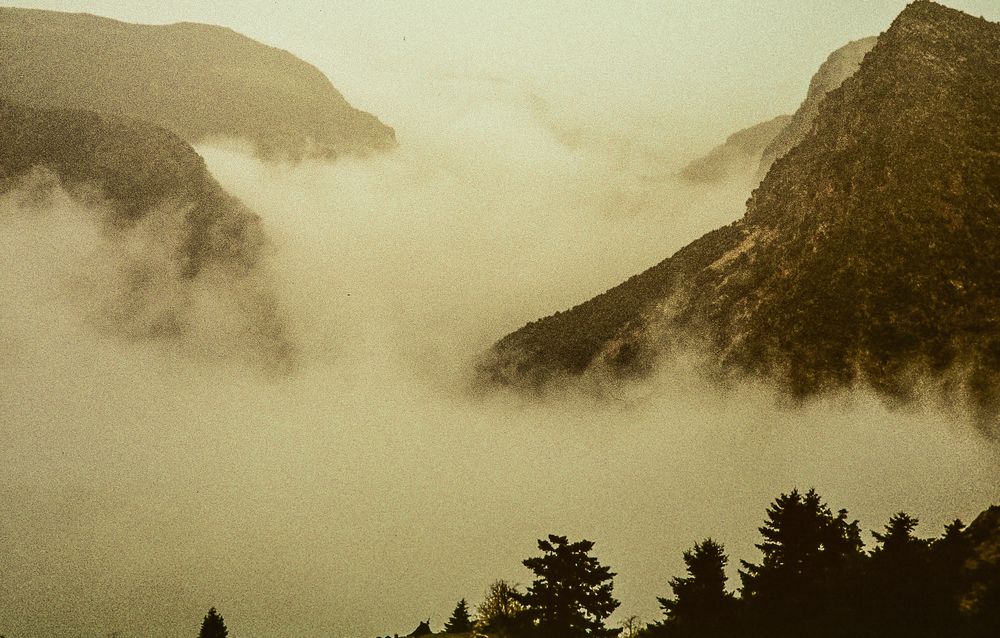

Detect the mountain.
xmin=679 ymin=115 xmax=791 ymax=183
xmin=479 ymin=2 xmax=1000 ymax=415
xmin=757 ymin=36 xmax=877 ymax=179
xmin=0 ymin=97 xmax=292 ymax=366
xmin=681 ymin=36 xmax=876 ymax=186
xmin=0 ymin=7 xmax=395 ymax=160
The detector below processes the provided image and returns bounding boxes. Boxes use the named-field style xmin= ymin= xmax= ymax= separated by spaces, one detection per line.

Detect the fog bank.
xmin=2 ymin=68 xmax=999 ymax=638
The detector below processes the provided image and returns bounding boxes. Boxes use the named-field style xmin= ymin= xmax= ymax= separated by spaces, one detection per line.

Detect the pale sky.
xmin=7 ymin=1 xmax=1000 ymax=137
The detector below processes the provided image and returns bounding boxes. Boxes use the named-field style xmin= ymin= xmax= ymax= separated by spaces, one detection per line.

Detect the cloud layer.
xmin=1 ymin=69 xmax=998 ymax=638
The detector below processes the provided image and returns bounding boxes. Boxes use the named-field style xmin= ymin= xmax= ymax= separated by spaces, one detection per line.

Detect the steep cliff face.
xmin=680 ymin=115 xmax=791 ymax=184
xmin=481 ymin=2 xmax=1000 ymax=414
xmin=0 ymin=98 xmax=292 ymax=366
xmin=0 ymin=7 xmax=395 ymax=160
xmin=757 ymin=36 xmax=877 ymax=180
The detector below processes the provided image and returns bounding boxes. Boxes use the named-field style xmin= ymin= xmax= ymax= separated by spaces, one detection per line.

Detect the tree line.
xmin=414 ymin=488 xmax=1000 ymax=638
xmin=188 ymin=488 xmax=1000 ymax=638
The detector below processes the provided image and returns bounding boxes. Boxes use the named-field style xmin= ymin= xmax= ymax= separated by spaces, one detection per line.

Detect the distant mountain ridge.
xmin=680 ymin=115 xmax=791 ymax=183
xmin=0 ymin=98 xmax=258 ymax=274
xmin=0 ymin=7 xmax=395 ymax=160
xmin=756 ymin=36 xmax=878 ymax=180
xmin=480 ymin=1 xmax=1000 ymax=419
xmin=680 ymin=37 xmax=877 ymax=186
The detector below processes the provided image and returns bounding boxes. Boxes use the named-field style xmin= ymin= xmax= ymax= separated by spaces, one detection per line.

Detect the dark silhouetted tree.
xmin=926 ymin=518 xmax=974 ymax=636
xmin=739 ymin=489 xmax=864 ymax=638
xmin=871 ymin=512 xmax=924 ymax=556
xmin=444 ymin=598 xmax=474 ymax=633
xmin=651 ymin=538 xmax=735 ymax=637
xmin=475 ymin=580 xmax=528 ymax=637
xmin=519 ymin=534 xmax=621 ymax=638
xmin=865 ymin=512 xmax=944 ymax=638
xmin=931 ymin=518 xmax=972 ymax=598
xmin=198 ymin=607 xmax=228 ymax=638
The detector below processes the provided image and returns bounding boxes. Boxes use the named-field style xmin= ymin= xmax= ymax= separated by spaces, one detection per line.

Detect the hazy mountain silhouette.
xmin=756 ymin=36 xmax=877 ymax=180
xmin=0 ymin=98 xmax=292 ymax=367
xmin=681 ymin=36 xmax=876 ymax=186
xmin=479 ymin=1 xmax=1000 ymax=418
xmin=679 ymin=115 xmax=791 ymax=184
xmin=0 ymin=7 xmax=395 ymax=160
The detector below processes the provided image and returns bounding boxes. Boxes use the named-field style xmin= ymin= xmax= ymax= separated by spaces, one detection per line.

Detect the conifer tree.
xmin=519 ymin=534 xmax=621 ymax=638
xmin=654 ymin=538 xmax=734 ymax=637
xmin=444 ymin=598 xmax=474 ymax=633
xmin=867 ymin=512 xmax=942 ymax=636
xmin=739 ymin=489 xmax=864 ymax=638
xmin=198 ymin=607 xmax=229 ymax=638
xmin=930 ymin=520 xmax=974 ymax=619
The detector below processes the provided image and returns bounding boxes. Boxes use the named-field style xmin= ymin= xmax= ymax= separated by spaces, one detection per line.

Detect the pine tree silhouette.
xmin=653 ymin=538 xmax=734 ymax=637
xmin=520 ymin=534 xmax=621 ymax=638
xmin=444 ymin=599 xmax=474 ymax=633
xmin=198 ymin=607 xmax=229 ymax=638
xmin=866 ymin=513 xmax=943 ymax=638
xmin=739 ymin=489 xmax=864 ymax=638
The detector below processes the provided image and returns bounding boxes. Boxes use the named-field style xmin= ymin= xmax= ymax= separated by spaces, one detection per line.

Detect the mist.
xmin=3 ymin=3 xmax=1000 ymax=637
xmin=1 ymin=62 xmax=998 ymax=638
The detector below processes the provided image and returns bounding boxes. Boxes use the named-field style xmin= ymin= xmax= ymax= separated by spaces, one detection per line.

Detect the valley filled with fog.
xmin=3 ymin=61 xmax=999 ymax=637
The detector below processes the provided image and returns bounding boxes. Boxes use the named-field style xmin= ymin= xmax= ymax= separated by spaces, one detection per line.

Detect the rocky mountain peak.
xmin=480 ymin=1 xmax=1000 ymax=422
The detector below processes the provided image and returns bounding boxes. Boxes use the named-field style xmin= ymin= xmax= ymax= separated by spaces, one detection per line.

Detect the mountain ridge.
xmin=479 ymin=1 xmax=1000 ymax=419
xmin=0 ymin=6 xmax=395 ymax=160
xmin=680 ymin=36 xmax=877 ymax=187
xmin=756 ymin=36 xmax=878 ymax=180
xmin=680 ymin=115 xmax=792 ymax=184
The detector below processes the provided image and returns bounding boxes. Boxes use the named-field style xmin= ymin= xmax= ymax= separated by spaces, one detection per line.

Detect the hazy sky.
xmin=7 ymin=0 xmax=1000 ymax=138
xmin=3 ymin=2 xmax=1000 ymax=638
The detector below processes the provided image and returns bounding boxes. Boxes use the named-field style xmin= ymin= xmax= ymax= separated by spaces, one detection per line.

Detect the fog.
xmin=4 ymin=3 xmax=1000 ymax=638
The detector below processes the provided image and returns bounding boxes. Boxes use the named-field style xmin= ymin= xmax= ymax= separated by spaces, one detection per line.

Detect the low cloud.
xmin=1 ymin=77 xmax=997 ymax=638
